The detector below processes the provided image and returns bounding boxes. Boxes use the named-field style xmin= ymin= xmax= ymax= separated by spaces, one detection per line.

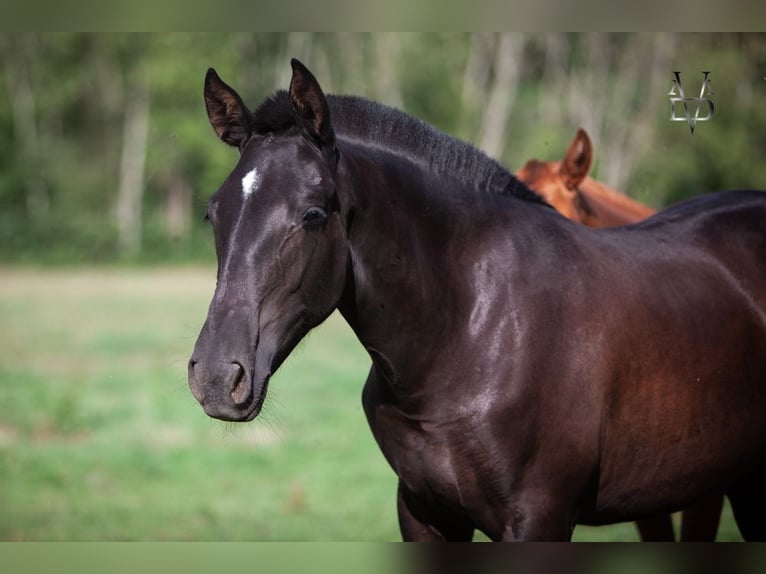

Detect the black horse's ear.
xmin=288 ymin=58 xmax=334 ymax=149
xmin=204 ymin=68 xmax=253 ymax=148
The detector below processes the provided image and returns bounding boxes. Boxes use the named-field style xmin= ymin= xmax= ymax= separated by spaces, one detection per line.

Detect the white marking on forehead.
xmin=241 ymin=168 xmax=261 ymax=199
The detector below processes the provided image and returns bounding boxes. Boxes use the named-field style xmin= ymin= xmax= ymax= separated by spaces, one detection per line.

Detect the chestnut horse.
xmin=516 ymin=129 xmax=654 ymax=226
xmin=517 ymin=129 xmax=725 ymax=540
xmin=189 ymin=60 xmax=766 ymax=541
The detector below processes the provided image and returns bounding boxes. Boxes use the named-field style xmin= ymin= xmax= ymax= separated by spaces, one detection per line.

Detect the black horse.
xmin=189 ymin=59 xmax=766 ymax=541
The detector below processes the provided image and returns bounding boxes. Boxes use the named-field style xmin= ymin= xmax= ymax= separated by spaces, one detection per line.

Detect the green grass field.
xmin=0 ymin=267 xmax=743 ymax=541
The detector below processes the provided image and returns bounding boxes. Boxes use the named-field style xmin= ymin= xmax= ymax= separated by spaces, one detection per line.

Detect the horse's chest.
xmin=369 ymin=404 xmax=486 ymax=508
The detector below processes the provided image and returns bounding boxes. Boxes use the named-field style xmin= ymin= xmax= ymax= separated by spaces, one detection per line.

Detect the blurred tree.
xmin=477 ymin=33 xmax=524 ymax=160
xmin=0 ymin=33 xmax=763 ymax=263
xmin=116 ymin=36 xmax=151 ymax=257
xmin=2 ymin=34 xmax=49 ymax=221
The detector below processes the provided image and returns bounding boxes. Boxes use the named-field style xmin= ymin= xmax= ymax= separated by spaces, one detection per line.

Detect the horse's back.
xmin=634 ymin=189 xmax=766 ymax=292
xmin=636 ymin=189 xmax=766 ymax=236
xmin=588 ymin=189 xmax=766 ymax=521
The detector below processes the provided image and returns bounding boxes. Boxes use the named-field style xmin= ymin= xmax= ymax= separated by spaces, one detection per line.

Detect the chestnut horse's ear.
xmin=288 ymin=58 xmax=334 ymax=149
xmin=561 ymin=128 xmax=593 ymax=190
xmin=204 ymin=68 xmax=253 ymax=149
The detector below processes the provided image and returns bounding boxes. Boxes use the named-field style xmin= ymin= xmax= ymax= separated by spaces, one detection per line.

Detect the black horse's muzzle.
xmin=188 ymin=355 xmax=267 ymax=422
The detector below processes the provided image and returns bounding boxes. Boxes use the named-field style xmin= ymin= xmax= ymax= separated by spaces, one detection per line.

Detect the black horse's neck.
xmin=333 ymin=140 xmax=549 ymax=411
xmin=335 ymin=141 xmax=452 ymax=367
xmin=327 ymin=94 xmax=545 ymax=204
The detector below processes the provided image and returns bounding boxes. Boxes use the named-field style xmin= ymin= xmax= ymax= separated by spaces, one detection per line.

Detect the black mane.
xmin=252 ymin=90 xmax=546 ymax=205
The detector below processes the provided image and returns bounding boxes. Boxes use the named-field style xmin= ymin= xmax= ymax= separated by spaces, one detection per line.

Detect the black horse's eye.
xmin=203 ymin=202 xmax=217 ymax=225
xmin=302 ymin=206 xmax=328 ymax=228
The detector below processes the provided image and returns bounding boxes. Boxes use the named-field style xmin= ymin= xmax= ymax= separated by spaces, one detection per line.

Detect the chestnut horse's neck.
xmin=577 ymin=176 xmax=656 ymax=226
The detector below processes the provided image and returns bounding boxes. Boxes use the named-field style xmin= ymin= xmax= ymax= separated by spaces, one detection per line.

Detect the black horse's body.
xmin=189 ymin=60 xmax=766 ymax=540
xmin=348 ymin=175 xmax=766 ymax=540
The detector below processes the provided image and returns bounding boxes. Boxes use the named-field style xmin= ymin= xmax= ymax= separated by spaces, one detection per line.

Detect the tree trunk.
xmin=477 ymin=33 xmax=524 ymax=160
xmin=537 ymin=33 xmax=568 ymax=126
xmin=2 ymin=33 xmax=49 ymax=219
xmin=459 ymin=33 xmax=494 ymax=139
xmin=164 ymin=174 xmax=192 ymax=242
xmin=599 ymin=34 xmax=676 ymax=193
xmin=373 ymin=33 xmax=403 ymax=108
xmin=116 ymin=67 xmax=150 ymax=257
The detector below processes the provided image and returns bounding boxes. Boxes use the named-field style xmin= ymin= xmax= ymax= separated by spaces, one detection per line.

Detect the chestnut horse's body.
xmin=517 ymin=129 xmax=724 ymax=541
xmin=189 ymin=60 xmax=766 ymax=541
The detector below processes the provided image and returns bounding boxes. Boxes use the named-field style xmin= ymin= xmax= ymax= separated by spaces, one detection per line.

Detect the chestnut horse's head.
xmin=516 ymin=128 xmax=593 ymax=222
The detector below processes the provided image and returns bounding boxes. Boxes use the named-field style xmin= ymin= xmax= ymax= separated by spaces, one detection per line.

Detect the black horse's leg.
xmin=727 ymin=462 xmax=766 ymax=541
xmin=396 ymin=482 xmax=474 ymax=541
xmin=679 ymin=493 xmax=723 ymax=541
xmin=634 ymin=514 xmax=676 ymax=541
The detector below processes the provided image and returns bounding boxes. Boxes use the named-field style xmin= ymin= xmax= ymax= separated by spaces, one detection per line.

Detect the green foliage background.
xmin=0 ymin=33 xmax=764 ymax=263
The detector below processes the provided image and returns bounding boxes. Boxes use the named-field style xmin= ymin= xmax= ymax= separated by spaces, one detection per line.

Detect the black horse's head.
xmin=188 ymin=60 xmax=349 ymax=421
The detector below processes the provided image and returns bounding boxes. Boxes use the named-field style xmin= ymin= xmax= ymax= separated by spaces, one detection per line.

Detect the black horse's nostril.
xmin=188 ymin=359 xmax=205 ymax=403
xmin=188 ymin=359 xmax=200 ymax=385
xmin=188 ymin=358 xmax=252 ymax=410
xmin=228 ymin=362 xmax=252 ymax=406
